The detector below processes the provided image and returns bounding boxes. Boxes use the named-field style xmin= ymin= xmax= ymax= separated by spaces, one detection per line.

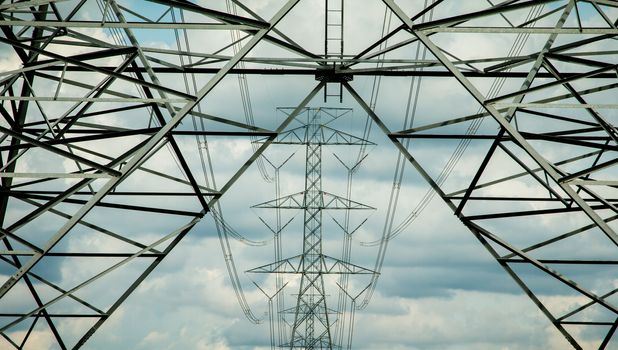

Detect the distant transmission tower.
xmin=249 ymin=107 xmax=375 ymax=349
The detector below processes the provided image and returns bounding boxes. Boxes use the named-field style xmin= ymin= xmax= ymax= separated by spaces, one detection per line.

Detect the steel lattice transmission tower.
xmin=248 ymin=107 xmax=375 ymax=349
xmin=0 ymin=0 xmax=617 ymax=349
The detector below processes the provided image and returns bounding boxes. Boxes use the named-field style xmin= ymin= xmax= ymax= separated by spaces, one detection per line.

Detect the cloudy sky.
xmin=1 ymin=0 xmax=617 ymax=349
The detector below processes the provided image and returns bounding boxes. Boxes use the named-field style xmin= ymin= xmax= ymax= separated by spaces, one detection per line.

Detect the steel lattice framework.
xmin=0 ymin=0 xmax=617 ymax=349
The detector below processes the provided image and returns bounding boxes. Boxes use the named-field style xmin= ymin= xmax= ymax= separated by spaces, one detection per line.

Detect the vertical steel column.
xmin=290 ymin=109 xmax=332 ymax=348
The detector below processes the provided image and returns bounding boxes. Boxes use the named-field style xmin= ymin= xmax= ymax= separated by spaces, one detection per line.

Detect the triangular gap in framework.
xmin=505 ymin=260 xmax=617 ymax=346
xmin=13 ymin=279 xmax=104 ymax=350
xmin=434 ymin=134 xmax=566 ymax=219
xmin=3 ymin=313 xmax=63 ymax=350
xmin=26 ymin=254 xmax=156 ymax=315
xmin=0 ymin=276 xmax=51 ymax=334
xmin=564 ymin=1 xmax=618 ymax=28
xmin=561 ymin=323 xmax=616 ymax=350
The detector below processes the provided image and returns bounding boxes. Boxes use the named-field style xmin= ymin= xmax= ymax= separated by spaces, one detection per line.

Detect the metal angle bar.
xmin=0 ymin=96 xmax=189 ymax=103
xmin=483 ymin=243 xmax=581 ymax=350
xmin=515 ymin=132 xmax=617 ymax=151
xmin=560 ymin=157 xmax=618 ymax=183
xmin=34 ymin=140 xmax=216 ymax=194
xmin=3 ymin=138 xmax=149 ymax=238
xmin=0 ymin=19 xmax=258 ymax=30
xmin=230 ymin=0 xmax=304 ymax=54
xmin=116 ymin=4 xmax=155 ymax=24
xmin=0 ymin=173 xmax=110 ymax=179
xmin=398 ymin=109 xmax=498 ymax=134
xmin=392 ymin=131 xmax=613 ymax=141
xmin=24 ymin=45 xmax=137 ymax=67
xmin=0 ymin=228 xmax=42 ymax=253
xmin=30 ymin=65 xmax=618 ymax=78
xmin=501 ymin=259 xmax=618 ymax=264
xmin=464 ymin=204 xmax=612 ymax=221
xmin=589 ymin=0 xmax=618 ymax=29
xmin=3 ymin=127 xmax=162 ymax=150
xmin=0 ymin=128 xmax=275 ymax=151
xmin=560 ymin=321 xmax=617 ymax=326
xmin=144 ymin=0 xmax=268 ymax=28
xmin=584 ymin=0 xmax=618 ymax=8
xmin=144 ymin=0 xmax=318 ymax=60
xmin=347 ymin=0 xmax=452 ymax=66
xmin=567 ymin=180 xmax=618 ymax=186
xmin=0 ymin=0 xmax=68 ymax=11
xmin=545 ymin=52 xmax=616 ymax=69
xmin=493 ymin=103 xmax=618 ymax=109
xmin=5 ymin=244 xmax=67 ymax=350
xmin=485 ymin=32 xmax=618 ymax=73
xmin=420 ymin=27 xmax=618 ymax=34
xmin=21 ymin=103 xmax=151 ymax=128
xmin=445 ymin=196 xmax=617 ymax=203
xmin=383 ymin=0 xmax=618 ymax=248
xmin=0 ymin=313 xmax=104 ymax=318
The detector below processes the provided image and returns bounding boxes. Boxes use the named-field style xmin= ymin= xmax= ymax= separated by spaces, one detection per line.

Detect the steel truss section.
xmin=0 ymin=0 xmax=616 ymax=349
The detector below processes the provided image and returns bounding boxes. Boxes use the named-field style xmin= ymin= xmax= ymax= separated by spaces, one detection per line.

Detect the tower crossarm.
xmin=252 ymin=191 xmax=375 ymax=210
xmin=247 ymin=254 xmax=377 ymax=274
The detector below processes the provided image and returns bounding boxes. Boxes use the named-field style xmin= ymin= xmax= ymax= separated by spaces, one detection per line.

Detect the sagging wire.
xmin=353 ymin=6 xmax=393 ymax=171
xmin=355 ymin=0 xmax=435 ymax=310
xmin=258 ymin=151 xmax=298 ymax=347
xmin=360 ymin=0 xmax=435 ymax=249
xmin=225 ymin=0 xmax=273 ymax=183
xmin=169 ymin=6 xmax=266 ymax=323
xmin=330 ymin=151 xmax=372 ymax=349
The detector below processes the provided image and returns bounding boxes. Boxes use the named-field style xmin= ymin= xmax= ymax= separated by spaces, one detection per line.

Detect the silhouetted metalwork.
xmin=0 ymin=1 xmax=617 ymax=349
